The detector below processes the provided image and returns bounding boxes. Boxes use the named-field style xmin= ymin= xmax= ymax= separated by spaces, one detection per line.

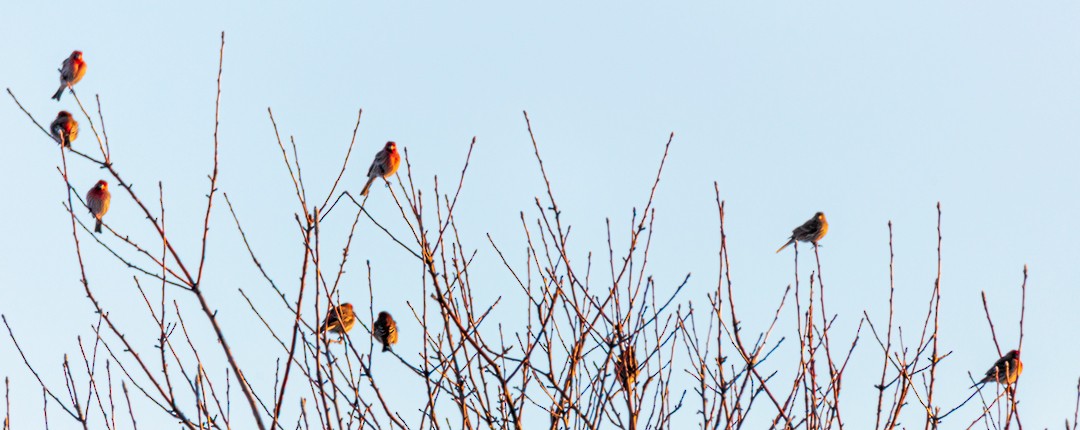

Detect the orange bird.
xmin=973 ymin=349 xmax=1022 ymax=387
xmin=52 ymin=51 xmax=87 ymax=101
xmin=614 ymin=345 xmax=639 ymax=393
xmin=373 ymin=311 xmax=398 ymax=353
xmin=776 ymin=212 xmax=829 ymax=253
xmin=319 ymin=303 xmax=357 ymax=341
xmin=86 ymin=180 xmax=110 ymax=233
xmin=50 ymin=111 xmax=79 ymax=147
xmin=360 ymin=141 xmax=401 ymax=196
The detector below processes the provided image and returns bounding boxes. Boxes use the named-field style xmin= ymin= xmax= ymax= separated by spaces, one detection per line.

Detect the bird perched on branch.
xmin=50 ymin=111 xmax=78 ymax=148
xmin=86 ymin=180 xmax=110 ymax=233
xmin=776 ymin=212 xmax=828 ymax=253
xmin=972 ymin=349 xmax=1022 ymax=387
xmin=614 ymin=345 xmax=639 ymax=393
xmin=360 ymin=141 xmax=401 ymax=196
xmin=373 ymin=311 xmax=398 ymax=353
xmin=319 ymin=303 xmax=356 ymax=342
xmin=52 ymin=51 xmax=86 ymax=101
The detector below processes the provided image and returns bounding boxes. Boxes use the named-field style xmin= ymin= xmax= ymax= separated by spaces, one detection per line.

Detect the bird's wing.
xmin=985 ymin=355 xmax=1010 ymax=377
xmin=797 ymin=218 xmax=818 ymax=234
xmin=320 ymin=309 xmax=341 ymax=332
xmin=367 ymin=150 xmax=386 ymax=177
xmin=88 ymin=193 xmax=103 ymax=215
xmin=61 ymin=58 xmax=75 ymax=81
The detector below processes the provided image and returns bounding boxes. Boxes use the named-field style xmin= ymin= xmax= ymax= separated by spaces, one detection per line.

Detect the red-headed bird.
xmin=52 ymin=51 xmax=87 ymax=101
xmin=50 ymin=111 xmax=79 ymax=148
xmin=319 ymin=303 xmax=356 ymax=341
xmin=776 ymin=212 xmax=829 ymax=253
xmin=972 ymin=349 xmax=1022 ymax=387
xmin=360 ymin=141 xmax=401 ymax=196
xmin=86 ymin=180 xmax=110 ymax=233
xmin=373 ymin=311 xmax=398 ymax=353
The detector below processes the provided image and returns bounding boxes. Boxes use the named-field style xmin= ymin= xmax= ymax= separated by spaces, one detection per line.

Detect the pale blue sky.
xmin=2 ymin=1 xmax=1078 ymax=428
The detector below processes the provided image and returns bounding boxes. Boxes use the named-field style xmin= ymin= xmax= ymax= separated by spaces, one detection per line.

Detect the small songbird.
xmin=319 ymin=303 xmax=357 ymax=341
xmin=373 ymin=311 xmax=398 ymax=353
xmin=52 ymin=51 xmax=87 ymax=101
xmin=973 ymin=349 xmax=1022 ymax=387
xmin=86 ymin=180 xmax=111 ymax=233
xmin=614 ymin=345 xmax=639 ymax=393
xmin=50 ymin=111 xmax=79 ymax=147
xmin=360 ymin=141 xmax=401 ymax=196
xmin=776 ymin=212 xmax=829 ymax=253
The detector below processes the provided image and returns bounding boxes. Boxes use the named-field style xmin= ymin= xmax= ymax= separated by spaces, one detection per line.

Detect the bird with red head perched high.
xmin=776 ymin=212 xmax=829 ymax=253
xmin=52 ymin=51 xmax=87 ymax=101
xmin=360 ymin=141 xmax=401 ymax=196
xmin=972 ymin=349 xmax=1022 ymax=388
xmin=373 ymin=311 xmax=398 ymax=353
xmin=50 ymin=111 xmax=79 ymax=148
xmin=318 ymin=303 xmax=356 ymax=342
xmin=86 ymin=180 xmax=110 ymax=233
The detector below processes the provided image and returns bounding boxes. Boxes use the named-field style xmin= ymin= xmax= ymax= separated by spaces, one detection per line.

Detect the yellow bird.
xmin=319 ymin=303 xmax=356 ymax=341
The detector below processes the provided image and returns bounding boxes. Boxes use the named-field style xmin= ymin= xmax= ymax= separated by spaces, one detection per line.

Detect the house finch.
xmin=373 ymin=311 xmax=398 ymax=353
xmin=360 ymin=141 xmax=401 ymax=196
xmin=319 ymin=303 xmax=356 ymax=340
xmin=776 ymin=212 xmax=828 ymax=253
xmin=50 ymin=111 xmax=79 ymax=148
xmin=86 ymin=180 xmax=110 ymax=233
xmin=52 ymin=51 xmax=87 ymax=101
xmin=973 ymin=349 xmax=1022 ymax=387
xmin=614 ymin=345 xmax=639 ymax=393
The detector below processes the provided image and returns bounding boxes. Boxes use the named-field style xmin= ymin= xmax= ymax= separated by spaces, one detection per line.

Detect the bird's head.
xmin=1007 ymin=349 xmax=1020 ymax=359
xmin=58 ymin=111 xmax=72 ymax=119
xmin=815 ymin=212 xmax=826 ymax=221
xmin=72 ymin=51 xmax=83 ymax=60
xmin=377 ymin=311 xmax=392 ymax=321
xmin=95 ymin=180 xmax=108 ymax=191
xmin=341 ymin=303 xmax=353 ymax=311
xmin=385 ymin=141 xmax=397 ymax=152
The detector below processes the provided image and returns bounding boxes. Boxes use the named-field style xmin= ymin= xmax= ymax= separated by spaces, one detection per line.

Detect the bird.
xmin=614 ymin=345 xmax=639 ymax=393
xmin=360 ymin=141 xmax=401 ymax=196
xmin=318 ymin=303 xmax=356 ymax=341
xmin=52 ymin=51 xmax=87 ymax=101
xmin=373 ymin=311 xmax=398 ymax=353
xmin=50 ymin=111 xmax=79 ymax=148
xmin=86 ymin=180 xmax=111 ymax=234
xmin=776 ymin=212 xmax=829 ymax=253
xmin=972 ymin=349 xmax=1022 ymax=387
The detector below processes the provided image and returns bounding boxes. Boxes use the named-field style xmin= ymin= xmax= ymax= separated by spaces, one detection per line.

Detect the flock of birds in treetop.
xmin=43 ymin=50 xmax=1022 ymax=382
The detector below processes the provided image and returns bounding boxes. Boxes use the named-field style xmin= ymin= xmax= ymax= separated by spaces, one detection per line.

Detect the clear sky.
xmin=2 ymin=1 xmax=1078 ymax=428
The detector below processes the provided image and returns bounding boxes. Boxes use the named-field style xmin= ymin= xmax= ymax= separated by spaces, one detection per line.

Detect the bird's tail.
xmin=775 ymin=239 xmax=794 ymax=253
xmin=94 ymin=219 xmax=103 ymax=233
xmin=360 ymin=176 xmax=377 ymax=196
xmin=52 ymin=85 xmax=65 ymax=101
xmin=382 ymin=343 xmax=392 ymax=353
